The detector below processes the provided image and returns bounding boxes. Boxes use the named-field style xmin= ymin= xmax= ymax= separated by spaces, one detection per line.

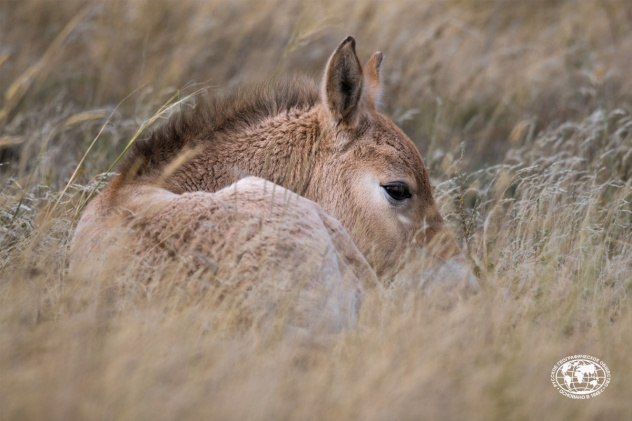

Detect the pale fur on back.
xmin=71 ymin=177 xmax=374 ymax=331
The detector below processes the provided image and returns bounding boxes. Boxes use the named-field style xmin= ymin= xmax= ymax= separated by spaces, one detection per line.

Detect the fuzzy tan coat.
xmin=70 ymin=37 xmax=477 ymax=331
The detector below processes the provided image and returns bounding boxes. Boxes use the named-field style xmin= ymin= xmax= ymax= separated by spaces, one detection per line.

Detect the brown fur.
xmin=72 ymin=37 xmax=477 ymax=315
xmin=114 ymin=77 xmax=320 ymax=190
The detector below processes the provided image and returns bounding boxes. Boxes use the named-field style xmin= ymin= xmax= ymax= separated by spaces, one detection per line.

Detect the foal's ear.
xmin=364 ymin=51 xmax=383 ymax=109
xmin=322 ymin=36 xmax=364 ymax=129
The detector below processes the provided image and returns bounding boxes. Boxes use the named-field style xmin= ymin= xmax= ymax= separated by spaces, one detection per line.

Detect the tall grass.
xmin=1 ymin=1 xmax=631 ymax=420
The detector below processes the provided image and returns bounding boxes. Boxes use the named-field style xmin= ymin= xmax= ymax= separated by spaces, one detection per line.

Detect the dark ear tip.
xmin=342 ymin=36 xmax=356 ymax=49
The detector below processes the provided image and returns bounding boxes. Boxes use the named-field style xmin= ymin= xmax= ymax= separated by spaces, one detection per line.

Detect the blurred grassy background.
xmin=1 ymin=1 xmax=632 ymax=420
xmin=2 ymin=0 xmax=632 ymax=183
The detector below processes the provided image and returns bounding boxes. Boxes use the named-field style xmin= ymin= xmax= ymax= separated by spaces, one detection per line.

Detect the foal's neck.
xmin=164 ymin=107 xmax=326 ymax=196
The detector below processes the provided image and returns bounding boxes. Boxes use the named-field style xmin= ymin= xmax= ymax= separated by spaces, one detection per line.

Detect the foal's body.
xmin=71 ymin=37 xmax=477 ymax=330
xmin=72 ymin=177 xmax=369 ymax=330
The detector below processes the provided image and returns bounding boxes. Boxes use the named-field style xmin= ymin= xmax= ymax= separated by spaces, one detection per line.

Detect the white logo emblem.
xmin=551 ymin=355 xmax=611 ymax=399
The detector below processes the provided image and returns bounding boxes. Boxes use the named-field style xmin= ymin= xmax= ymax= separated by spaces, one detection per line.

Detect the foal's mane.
xmin=116 ymin=77 xmax=320 ymax=183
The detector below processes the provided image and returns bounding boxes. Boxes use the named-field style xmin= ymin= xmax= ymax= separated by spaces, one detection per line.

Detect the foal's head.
xmin=310 ymin=37 xmax=477 ymax=290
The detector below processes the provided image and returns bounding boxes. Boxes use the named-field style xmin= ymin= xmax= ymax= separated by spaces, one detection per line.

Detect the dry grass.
xmin=1 ymin=1 xmax=632 ymax=420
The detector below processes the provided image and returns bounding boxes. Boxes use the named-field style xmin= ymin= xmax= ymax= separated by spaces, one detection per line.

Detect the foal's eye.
xmin=382 ymin=182 xmax=412 ymax=202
